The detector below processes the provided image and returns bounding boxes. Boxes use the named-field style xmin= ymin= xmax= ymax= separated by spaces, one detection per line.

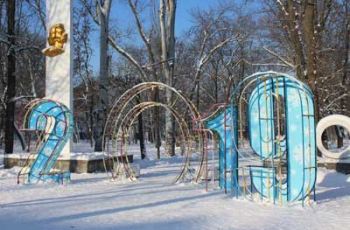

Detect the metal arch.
xmin=103 ymin=82 xmax=207 ymax=184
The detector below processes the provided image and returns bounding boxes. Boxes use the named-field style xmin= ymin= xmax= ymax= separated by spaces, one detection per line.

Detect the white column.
xmin=45 ymin=0 xmax=73 ymax=157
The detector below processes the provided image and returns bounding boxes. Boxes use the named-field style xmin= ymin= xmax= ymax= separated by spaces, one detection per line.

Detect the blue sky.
xmin=89 ymin=0 xmax=216 ymax=73
xmin=108 ymin=0 xmax=214 ymax=35
xmin=174 ymin=0 xmax=215 ymax=35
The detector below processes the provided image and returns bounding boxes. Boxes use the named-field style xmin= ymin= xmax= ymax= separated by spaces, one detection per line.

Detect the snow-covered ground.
xmin=0 ymin=142 xmax=350 ymax=230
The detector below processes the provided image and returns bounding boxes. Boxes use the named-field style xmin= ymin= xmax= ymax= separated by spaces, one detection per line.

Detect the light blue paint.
xmin=27 ymin=100 xmax=73 ymax=184
xmin=246 ymin=73 xmax=316 ymax=202
xmin=206 ymin=107 xmax=238 ymax=190
xmin=248 ymin=78 xmax=286 ymax=159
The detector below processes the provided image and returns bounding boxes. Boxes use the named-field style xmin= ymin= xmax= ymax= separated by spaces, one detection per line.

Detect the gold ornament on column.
xmin=42 ymin=23 xmax=68 ymax=57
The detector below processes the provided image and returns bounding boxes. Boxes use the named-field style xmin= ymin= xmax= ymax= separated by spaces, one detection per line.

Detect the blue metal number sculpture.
xmin=18 ymin=99 xmax=73 ymax=184
xmin=234 ymin=72 xmax=316 ymax=204
xmin=206 ymin=107 xmax=238 ymax=190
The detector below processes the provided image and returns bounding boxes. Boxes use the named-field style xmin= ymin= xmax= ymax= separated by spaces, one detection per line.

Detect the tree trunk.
xmin=339 ymin=1 xmax=349 ymax=148
xmin=159 ymin=0 xmax=176 ymax=156
xmin=303 ymin=0 xmax=323 ymax=156
xmin=27 ymin=56 xmax=37 ymax=98
xmin=0 ymin=1 xmax=3 ymax=148
xmin=341 ymin=1 xmax=350 ymax=113
xmin=334 ymin=125 xmax=344 ymax=148
xmin=304 ymin=0 xmax=320 ymax=122
xmin=154 ymin=89 xmax=161 ymax=159
xmin=214 ymin=64 xmax=218 ymax=104
xmin=136 ymin=95 xmax=146 ymax=159
xmin=94 ymin=0 xmax=111 ymax=151
xmin=196 ymin=76 xmax=200 ymax=111
xmin=286 ymin=0 xmax=305 ymax=79
xmin=5 ymin=0 xmax=16 ymax=154
xmin=0 ymin=115 xmax=3 ymax=148
xmin=239 ymin=43 xmax=245 ymax=82
xmin=90 ymin=93 xmax=94 ymax=147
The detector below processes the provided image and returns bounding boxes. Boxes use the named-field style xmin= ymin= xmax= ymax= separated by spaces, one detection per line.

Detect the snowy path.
xmin=1 ymin=157 xmax=350 ymax=230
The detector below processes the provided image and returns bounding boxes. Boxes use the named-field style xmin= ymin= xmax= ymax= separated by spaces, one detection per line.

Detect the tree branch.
xmin=262 ymin=46 xmax=295 ymax=68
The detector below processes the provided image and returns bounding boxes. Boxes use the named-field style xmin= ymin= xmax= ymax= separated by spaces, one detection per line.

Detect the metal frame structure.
xmin=203 ymin=72 xmax=317 ymax=205
xmin=17 ymin=99 xmax=74 ymax=184
xmin=197 ymin=104 xmax=233 ymax=193
xmin=192 ymin=104 xmax=228 ymax=191
xmin=229 ymin=71 xmax=317 ymax=206
xmin=102 ymin=82 xmax=209 ymax=183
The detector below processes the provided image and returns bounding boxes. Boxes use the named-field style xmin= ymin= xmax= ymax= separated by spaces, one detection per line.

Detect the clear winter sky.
xmin=89 ymin=0 xmax=216 ymax=73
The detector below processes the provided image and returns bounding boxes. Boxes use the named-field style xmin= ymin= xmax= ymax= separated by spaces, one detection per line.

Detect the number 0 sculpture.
xmin=232 ymin=72 xmax=316 ymax=205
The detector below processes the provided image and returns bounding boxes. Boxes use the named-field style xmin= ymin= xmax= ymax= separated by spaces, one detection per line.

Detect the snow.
xmin=326 ymin=139 xmax=350 ymax=153
xmin=318 ymin=139 xmax=350 ymax=160
xmin=0 ymin=143 xmax=350 ymax=230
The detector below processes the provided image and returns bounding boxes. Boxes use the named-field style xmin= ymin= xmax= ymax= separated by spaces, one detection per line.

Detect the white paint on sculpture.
xmin=45 ymin=0 xmax=73 ymax=157
xmin=316 ymin=115 xmax=350 ymax=159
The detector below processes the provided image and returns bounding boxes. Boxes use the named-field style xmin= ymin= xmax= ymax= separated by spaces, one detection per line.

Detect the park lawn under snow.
xmin=0 ymin=143 xmax=350 ymax=230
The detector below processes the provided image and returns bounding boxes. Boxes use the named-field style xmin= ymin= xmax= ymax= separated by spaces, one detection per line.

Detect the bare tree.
xmin=93 ymin=0 xmax=111 ymax=151
xmin=74 ymin=1 xmax=96 ymax=147
xmin=186 ymin=4 xmax=239 ymax=111
xmin=159 ymin=0 xmax=176 ymax=156
xmin=0 ymin=0 xmax=6 ymax=148
xmin=260 ymin=0 xmax=334 ymax=121
xmin=4 ymin=0 xmax=16 ymax=154
xmin=340 ymin=0 xmax=350 ymax=114
xmin=83 ymin=0 xmax=177 ymax=157
xmin=0 ymin=0 xmax=46 ymax=150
